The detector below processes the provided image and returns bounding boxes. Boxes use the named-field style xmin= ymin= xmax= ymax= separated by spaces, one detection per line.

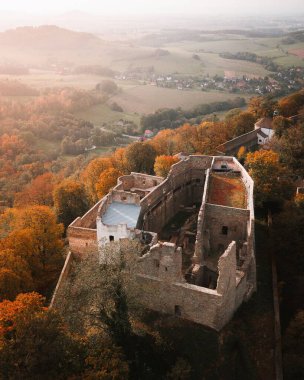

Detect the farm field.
xmin=74 ymin=103 xmax=141 ymax=125
xmin=110 ymin=85 xmax=250 ymax=114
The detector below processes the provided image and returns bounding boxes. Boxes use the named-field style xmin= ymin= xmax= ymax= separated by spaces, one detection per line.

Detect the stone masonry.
xmin=52 ymin=155 xmax=256 ymax=331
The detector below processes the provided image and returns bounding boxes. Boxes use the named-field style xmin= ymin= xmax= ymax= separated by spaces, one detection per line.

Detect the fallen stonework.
xmin=52 ymin=154 xmax=256 ymax=331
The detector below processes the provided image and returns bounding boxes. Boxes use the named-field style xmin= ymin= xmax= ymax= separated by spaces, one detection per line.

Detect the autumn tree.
xmin=95 ymin=168 xmax=122 ymax=198
xmin=125 ymin=142 xmax=157 ymax=174
xmin=237 ymin=146 xmax=247 ymax=164
xmin=82 ymin=335 xmax=129 ymax=379
xmin=272 ymin=116 xmax=292 ymax=137
xmin=0 ymin=206 xmax=64 ymax=291
xmin=14 ymin=172 xmax=55 ymax=208
xmin=278 ymin=91 xmax=304 ymax=117
xmin=245 ymin=150 xmax=291 ymax=207
xmin=0 ymin=249 xmax=34 ymax=301
xmin=154 ymin=155 xmax=179 ymax=177
xmin=273 ymin=124 xmax=304 ymax=177
xmin=283 ymin=310 xmax=304 ymax=380
xmin=53 ymin=178 xmax=90 ymax=228
xmin=0 ymin=293 xmax=84 ymax=380
xmin=81 ymin=157 xmax=113 ymax=203
xmin=150 ymin=129 xmax=176 ymax=155
xmin=228 ymin=111 xmax=256 ymax=137
xmin=248 ymin=96 xmax=277 ymax=118
xmin=174 ymin=124 xmax=199 ymax=153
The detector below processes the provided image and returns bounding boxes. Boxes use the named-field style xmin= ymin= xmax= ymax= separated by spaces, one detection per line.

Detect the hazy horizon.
xmin=1 ymin=0 xmax=304 ymax=17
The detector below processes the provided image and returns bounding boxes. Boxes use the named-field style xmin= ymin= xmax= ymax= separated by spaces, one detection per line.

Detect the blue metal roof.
xmin=101 ymin=202 xmax=140 ymax=228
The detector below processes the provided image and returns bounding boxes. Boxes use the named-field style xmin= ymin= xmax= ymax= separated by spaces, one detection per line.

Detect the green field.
xmin=74 ymin=103 xmax=141 ymax=125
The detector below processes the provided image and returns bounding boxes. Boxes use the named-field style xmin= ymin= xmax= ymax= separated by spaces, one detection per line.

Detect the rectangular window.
xmin=222 ymin=226 xmax=228 ymax=235
xmin=109 ymin=235 xmax=115 ymax=242
xmin=175 ymin=305 xmax=181 ymax=316
xmin=153 ymin=259 xmax=160 ymax=268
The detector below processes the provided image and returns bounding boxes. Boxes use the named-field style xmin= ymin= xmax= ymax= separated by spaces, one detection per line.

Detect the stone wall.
xmin=117 ymin=173 xmax=163 ymax=192
xmin=111 ymin=190 xmax=141 ymax=205
xmin=203 ymin=203 xmax=250 ymax=258
xmin=216 ymin=130 xmax=259 ymax=156
xmin=67 ymin=226 xmax=98 ymax=257
xmin=136 ymin=242 xmax=184 ymax=283
xmin=50 ymin=251 xmax=74 ymax=308
xmin=137 ymin=156 xmax=213 ymax=233
xmin=70 ymin=200 xmax=102 ymax=229
xmin=134 ymin=242 xmax=238 ymax=331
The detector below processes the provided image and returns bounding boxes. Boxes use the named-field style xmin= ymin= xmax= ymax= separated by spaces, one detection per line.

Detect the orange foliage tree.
xmin=154 ymin=155 xmax=179 ymax=177
xmin=81 ymin=157 xmax=113 ymax=203
xmin=0 ymin=249 xmax=34 ymax=301
xmin=95 ymin=168 xmax=122 ymax=198
xmin=0 ymin=206 xmax=64 ymax=292
xmin=0 ymin=292 xmax=84 ymax=379
xmin=14 ymin=172 xmax=55 ymax=208
xmin=245 ymin=150 xmax=291 ymax=206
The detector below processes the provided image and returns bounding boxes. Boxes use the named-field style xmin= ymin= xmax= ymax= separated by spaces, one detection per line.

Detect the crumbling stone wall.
xmin=53 ymin=154 xmax=256 ymax=331
xmin=134 ymin=242 xmax=238 ymax=330
xmin=202 ymin=203 xmax=249 ymax=259
xmin=138 ymin=156 xmax=212 ymax=233
xmin=136 ymin=242 xmax=184 ymax=283
xmin=117 ymin=173 xmax=163 ymax=192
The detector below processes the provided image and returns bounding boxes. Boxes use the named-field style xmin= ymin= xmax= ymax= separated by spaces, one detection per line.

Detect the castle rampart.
xmin=52 ymin=154 xmax=256 ymax=330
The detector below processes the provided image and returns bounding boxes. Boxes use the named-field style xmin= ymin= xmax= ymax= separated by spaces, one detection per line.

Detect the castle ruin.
xmin=52 ymin=154 xmax=256 ymax=331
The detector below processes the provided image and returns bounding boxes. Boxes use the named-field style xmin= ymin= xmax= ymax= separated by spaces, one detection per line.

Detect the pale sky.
xmin=1 ymin=0 xmax=304 ymax=16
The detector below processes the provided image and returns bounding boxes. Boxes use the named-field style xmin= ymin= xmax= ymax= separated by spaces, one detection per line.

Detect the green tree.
xmin=125 ymin=142 xmax=157 ymax=174
xmin=53 ymin=178 xmax=90 ymax=228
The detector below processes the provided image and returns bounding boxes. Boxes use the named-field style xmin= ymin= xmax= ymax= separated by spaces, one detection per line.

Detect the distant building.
xmin=254 ymin=118 xmax=274 ymax=144
xmin=217 ymin=117 xmax=274 ymax=155
xmin=144 ymin=129 xmax=154 ymax=138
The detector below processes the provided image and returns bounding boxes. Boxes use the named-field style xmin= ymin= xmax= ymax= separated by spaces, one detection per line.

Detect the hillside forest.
xmin=0 ymin=86 xmax=304 ymax=379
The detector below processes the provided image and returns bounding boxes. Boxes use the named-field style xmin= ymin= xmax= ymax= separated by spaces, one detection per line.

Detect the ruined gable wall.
xmin=111 ymin=190 xmax=141 ymax=205
xmin=214 ymin=242 xmax=237 ymax=327
xmin=136 ymin=242 xmax=184 ymax=283
xmin=117 ymin=173 xmax=163 ymax=192
xmin=203 ymin=204 xmax=249 ymax=255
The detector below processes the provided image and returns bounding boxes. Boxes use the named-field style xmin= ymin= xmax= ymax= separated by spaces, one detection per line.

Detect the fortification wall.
xmin=50 ymin=251 xmax=74 ymax=308
xmin=67 ymin=227 xmax=98 ymax=257
xmin=70 ymin=200 xmax=102 ymax=229
xmin=217 ymin=130 xmax=258 ymax=155
xmin=193 ymin=164 xmax=212 ymax=263
xmin=133 ymin=241 xmax=238 ymax=330
xmin=137 ymin=156 xmax=212 ymax=233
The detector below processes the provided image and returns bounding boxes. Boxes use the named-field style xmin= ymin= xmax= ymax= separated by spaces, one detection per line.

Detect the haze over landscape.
xmin=0 ymin=1 xmax=304 ymax=379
